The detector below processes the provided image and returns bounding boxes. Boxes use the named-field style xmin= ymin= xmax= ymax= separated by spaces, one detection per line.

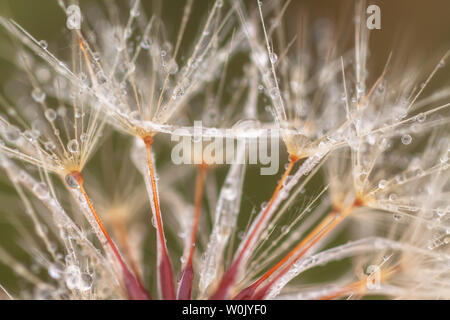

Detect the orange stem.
xmin=72 ymin=171 xmax=150 ymax=299
xmin=143 ymin=136 xmax=175 ymax=300
xmin=250 ymin=201 xmax=362 ymax=299
xmin=255 ymin=209 xmax=339 ymax=289
xmin=75 ymin=172 xmax=125 ymax=268
xmin=212 ymin=157 xmax=298 ymax=299
xmin=188 ymin=164 xmax=208 ymax=266
xmin=318 ymin=281 xmax=364 ymax=300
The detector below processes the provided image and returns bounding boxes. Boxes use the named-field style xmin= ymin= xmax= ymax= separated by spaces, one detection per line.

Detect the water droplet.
xmin=65 ymin=174 xmax=79 ymax=189
xmin=57 ymin=106 xmax=67 ymax=117
xmin=140 ymin=39 xmax=151 ymax=50
xmin=79 ymin=273 xmax=93 ymax=291
xmin=269 ymin=87 xmax=279 ymax=98
xmin=129 ymin=110 xmax=140 ymax=121
xmin=436 ymin=207 xmax=446 ymax=217
xmin=168 ymin=61 xmax=179 ymax=75
xmin=388 ymin=193 xmax=397 ymax=201
xmin=39 ymin=40 xmax=48 ymax=49
xmin=283 ymin=175 xmax=294 ymax=187
xmin=78 ymin=193 xmax=87 ymax=204
xmin=36 ymin=67 xmax=51 ymax=83
xmin=127 ymin=63 xmax=136 ymax=74
xmin=378 ymin=179 xmax=387 ymax=189
xmin=366 ymin=134 xmax=376 ymax=145
xmin=124 ymin=27 xmax=133 ymax=39
xmin=64 ymin=265 xmax=80 ymax=290
xmin=414 ymin=167 xmax=424 ymax=177
xmin=356 ymin=82 xmax=365 ymax=94
xmin=48 ymin=262 xmax=64 ymax=279
xmin=261 ymin=201 xmax=268 ymax=210
xmin=415 ymin=113 xmax=426 ymax=123
xmin=44 ymin=141 xmax=56 ymax=151
xmin=222 ymin=187 xmax=236 ymax=201
xmin=269 ymin=52 xmax=278 ymax=63
xmin=80 ymin=133 xmax=88 ymax=142
xmin=96 ymin=71 xmax=108 ymax=85
xmin=75 ymin=110 xmax=84 ymax=119
xmin=24 ymin=130 xmax=39 ymax=142
xmin=67 ymin=139 xmax=79 ymax=153
xmin=393 ymin=213 xmax=403 ymax=221
xmin=172 ymin=86 xmax=184 ymax=100
xmin=5 ymin=125 xmax=21 ymax=142
xmin=33 ymin=182 xmax=49 ymax=200
xmin=32 ymin=88 xmax=46 ymax=103
xmin=130 ymin=8 xmax=140 ymax=17
xmin=45 ymin=109 xmax=57 ymax=122
xmin=401 ymin=134 xmax=412 ymax=145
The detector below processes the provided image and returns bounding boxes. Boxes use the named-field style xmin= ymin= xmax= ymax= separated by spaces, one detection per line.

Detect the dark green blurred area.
xmin=0 ymin=0 xmax=449 ymax=297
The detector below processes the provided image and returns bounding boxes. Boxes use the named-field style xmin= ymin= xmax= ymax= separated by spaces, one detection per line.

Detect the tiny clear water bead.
xmin=401 ymin=134 xmax=412 ymax=145
xmin=67 ymin=139 xmax=79 ymax=153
